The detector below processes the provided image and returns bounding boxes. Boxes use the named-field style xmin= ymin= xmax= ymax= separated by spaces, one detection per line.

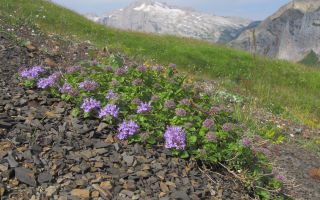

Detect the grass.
xmin=1 ymin=0 xmax=320 ymax=127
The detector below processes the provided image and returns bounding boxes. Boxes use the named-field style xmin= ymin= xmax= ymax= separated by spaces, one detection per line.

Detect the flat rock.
xmin=70 ymin=189 xmax=90 ymax=199
xmin=38 ymin=171 xmax=53 ymax=183
xmin=15 ymin=167 xmax=37 ymax=187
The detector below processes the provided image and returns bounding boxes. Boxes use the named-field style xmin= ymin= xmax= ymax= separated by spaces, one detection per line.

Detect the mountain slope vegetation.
xmin=1 ymin=0 xmax=320 ymax=125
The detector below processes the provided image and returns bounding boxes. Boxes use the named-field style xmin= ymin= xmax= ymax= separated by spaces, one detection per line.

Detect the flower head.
xmin=175 ymin=108 xmax=186 ymax=117
xmin=91 ymin=59 xmax=98 ymax=66
xmin=37 ymin=73 xmax=59 ymax=89
xmin=111 ymin=80 xmax=119 ymax=86
xmin=180 ymin=98 xmax=191 ymax=106
xmin=137 ymin=65 xmax=147 ymax=73
xmin=80 ymin=98 xmax=101 ymax=113
xmin=117 ymin=120 xmax=139 ymax=140
xmin=99 ymin=104 xmax=119 ymax=118
xmin=202 ymin=119 xmax=215 ymax=129
xmin=240 ymin=138 xmax=251 ymax=147
xmin=222 ymin=123 xmax=233 ymax=132
xmin=137 ymin=102 xmax=152 ymax=114
xmin=132 ymin=79 xmax=143 ymax=85
xmin=115 ymin=67 xmax=127 ymax=76
xmin=152 ymin=65 xmax=163 ymax=72
xmin=206 ymin=132 xmax=217 ymax=142
xmin=210 ymin=106 xmax=221 ymax=115
xmin=164 ymin=100 xmax=176 ymax=109
xmin=20 ymin=66 xmax=44 ymax=79
xmin=104 ymin=66 xmax=114 ymax=72
xmin=168 ymin=63 xmax=177 ymax=70
xmin=106 ymin=90 xmax=119 ymax=101
xmin=164 ymin=126 xmax=186 ymax=150
xmin=66 ymin=66 xmax=82 ymax=73
xmin=59 ymin=82 xmax=72 ymax=93
xmin=79 ymin=80 xmax=98 ymax=91
xmin=151 ymin=95 xmax=160 ymax=102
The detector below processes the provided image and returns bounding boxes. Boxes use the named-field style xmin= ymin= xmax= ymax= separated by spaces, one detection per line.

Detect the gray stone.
xmin=15 ymin=167 xmax=37 ymax=187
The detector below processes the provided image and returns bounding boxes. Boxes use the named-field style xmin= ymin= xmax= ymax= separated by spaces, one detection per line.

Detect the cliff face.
xmin=230 ymin=0 xmax=320 ymax=61
xmin=88 ymin=0 xmax=255 ymax=43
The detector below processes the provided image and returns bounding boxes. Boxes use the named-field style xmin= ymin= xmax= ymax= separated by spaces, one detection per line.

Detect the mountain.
xmin=230 ymin=0 xmax=320 ymax=62
xmin=86 ymin=0 xmax=256 ymax=43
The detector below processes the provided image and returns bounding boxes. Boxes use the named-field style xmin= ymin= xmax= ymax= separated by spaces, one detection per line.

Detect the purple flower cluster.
xmin=152 ymin=65 xmax=163 ymax=72
xmin=240 ymin=138 xmax=251 ymax=147
xmin=164 ymin=126 xmax=186 ymax=150
xmin=59 ymin=82 xmax=72 ymax=93
xmin=81 ymin=98 xmax=101 ymax=113
xmin=37 ymin=73 xmax=59 ymax=89
xmin=99 ymin=104 xmax=119 ymax=118
xmin=202 ymin=119 xmax=215 ymax=129
xmin=206 ymin=132 xmax=217 ymax=142
xmin=168 ymin=63 xmax=176 ymax=70
xmin=164 ymin=100 xmax=176 ymax=109
xmin=79 ymin=80 xmax=98 ymax=91
xmin=175 ymin=108 xmax=186 ymax=117
xmin=115 ymin=67 xmax=127 ymax=76
xmin=222 ymin=123 xmax=233 ymax=132
xmin=106 ymin=90 xmax=119 ymax=101
xmin=91 ymin=59 xmax=98 ymax=66
xmin=210 ymin=106 xmax=221 ymax=115
xmin=20 ymin=66 xmax=44 ymax=79
xmin=117 ymin=120 xmax=139 ymax=140
xmin=110 ymin=80 xmax=119 ymax=86
xmin=104 ymin=66 xmax=114 ymax=72
xmin=66 ymin=66 xmax=82 ymax=73
xmin=137 ymin=102 xmax=152 ymax=114
xmin=180 ymin=98 xmax=191 ymax=106
xmin=137 ymin=65 xmax=147 ymax=73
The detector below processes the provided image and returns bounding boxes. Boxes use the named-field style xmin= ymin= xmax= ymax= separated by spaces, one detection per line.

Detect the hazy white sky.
xmin=52 ymin=0 xmax=292 ymax=20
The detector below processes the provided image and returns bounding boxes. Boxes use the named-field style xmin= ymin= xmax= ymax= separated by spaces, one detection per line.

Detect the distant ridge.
xmin=84 ymin=0 xmax=257 ymax=43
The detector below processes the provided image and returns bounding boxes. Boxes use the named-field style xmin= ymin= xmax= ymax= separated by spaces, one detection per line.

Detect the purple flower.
xmin=180 ymin=98 xmax=191 ymax=106
xmin=91 ymin=59 xmax=98 ymax=66
xmin=137 ymin=65 xmax=147 ymax=73
xmin=210 ymin=106 xmax=221 ymax=115
xmin=117 ymin=120 xmax=139 ymax=140
xmin=37 ymin=73 xmax=59 ymax=89
xmin=79 ymin=80 xmax=98 ymax=91
xmin=59 ymin=82 xmax=72 ymax=93
xmin=169 ymin=63 xmax=177 ymax=70
xmin=203 ymin=119 xmax=215 ymax=129
xmin=80 ymin=98 xmax=101 ymax=113
xmin=175 ymin=108 xmax=186 ymax=117
xmin=115 ymin=67 xmax=127 ymax=76
xmin=20 ymin=66 xmax=44 ymax=79
xmin=131 ymin=98 xmax=142 ymax=105
xmin=137 ymin=102 xmax=152 ymax=114
xmin=106 ymin=90 xmax=119 ymax=100
xmin=275 ymin=174 xmax=285 ymax=183
xmin=164 ymin=126 xmax=186 ymax=150
xmin=164 ymin=100 xmax=176 ymax=109
xmin=99 ymin=104 xmax=119 ymax=118
xmin=104 ymin=66 xmax=114 ymax=72
xmin=110 ymin=80 xmax=119 ymax=86
xmin=222 ymin=123 xmax=233 ymax=132
xmin=152 ymin=65 xmax=163 ymax=72
xmin=206 ymin=132 xmax=217 ymax=142
xmin=66 ymin=66 xmax=82 ymax=73
xmin=240 ymin=138 xmax=251 ymax=147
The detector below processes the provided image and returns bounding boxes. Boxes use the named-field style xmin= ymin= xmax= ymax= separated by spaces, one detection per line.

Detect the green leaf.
xmin=180 ymin=151 xmax=190 ymax=159
xmin=189 ymin=135 xmax=197 ymax=145
xmin=71 ymin=108 xmax=80 ymax=117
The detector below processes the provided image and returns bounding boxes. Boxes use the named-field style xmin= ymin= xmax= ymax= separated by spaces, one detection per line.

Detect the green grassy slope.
xmin=1 ymin=0 xmax=320 ymax=125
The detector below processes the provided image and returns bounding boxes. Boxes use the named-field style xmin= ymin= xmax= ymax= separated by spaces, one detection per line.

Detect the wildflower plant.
xmin=19 ymin=58 xmax=287 ymax=199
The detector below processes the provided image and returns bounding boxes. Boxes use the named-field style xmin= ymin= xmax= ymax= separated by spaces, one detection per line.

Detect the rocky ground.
xmin=0 ymin=26 xmax=252 ymax=199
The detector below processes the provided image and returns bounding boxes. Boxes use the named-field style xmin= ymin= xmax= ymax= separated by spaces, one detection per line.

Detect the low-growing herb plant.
xmin=19 ymin=58 xmax=289 ymax=199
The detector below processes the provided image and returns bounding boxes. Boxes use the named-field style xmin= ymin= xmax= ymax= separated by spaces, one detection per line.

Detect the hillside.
xmin=2 ymin=0 xmax=320 ymax=126
xmin=231 ymin=0 xmax=320 ymax=63
xmin=89 ymin=0 xmax=256 ymax=43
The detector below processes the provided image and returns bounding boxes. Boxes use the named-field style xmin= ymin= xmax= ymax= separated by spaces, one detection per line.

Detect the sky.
xmin=52 ymin=0 xmax=292 ymax=20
